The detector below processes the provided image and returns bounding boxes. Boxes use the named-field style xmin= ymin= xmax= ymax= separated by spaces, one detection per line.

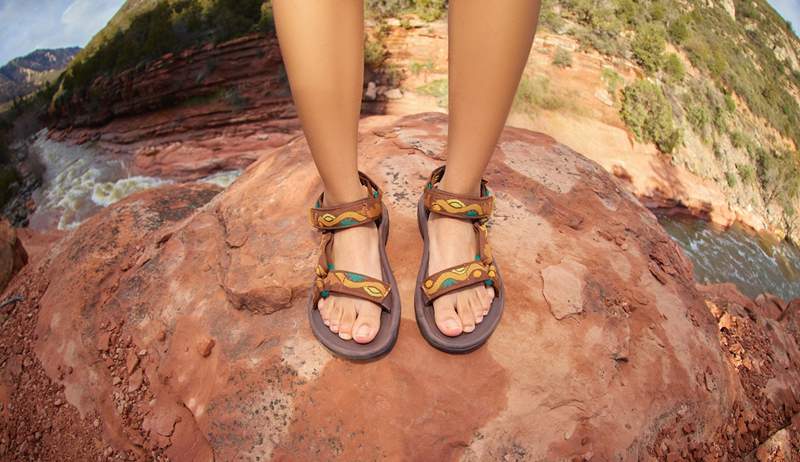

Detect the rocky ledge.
xmin=2 ymin=113 xmax=799 ymax=460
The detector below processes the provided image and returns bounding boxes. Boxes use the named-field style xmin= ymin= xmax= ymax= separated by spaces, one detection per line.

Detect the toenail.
xmin=356 ymin=325 xmax=371 ymax=339
xmin=339 ymin=332 xmax=352 ymax=340
xmin=464 ymin=325 xmax=475 ymax=332
xmin=445 ymin=319 xmax=459 ymax=331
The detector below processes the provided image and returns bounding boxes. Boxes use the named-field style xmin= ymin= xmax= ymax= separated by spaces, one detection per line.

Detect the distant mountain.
xmin=0 ymin=47 xmax=80 ymax=104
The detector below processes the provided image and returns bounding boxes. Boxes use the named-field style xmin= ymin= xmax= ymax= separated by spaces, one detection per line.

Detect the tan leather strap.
xmin=421 ymin=257 xmax=500 ymax=303
xmin=309 ymin=172 xmax=383 ymax=231
xmin=423 ymin=166 xmax=494 ymax=222
xmin=313 ymin=234 xmax=391 ymax=310
xmin=313 ymin=269 xmax=392 ymax=311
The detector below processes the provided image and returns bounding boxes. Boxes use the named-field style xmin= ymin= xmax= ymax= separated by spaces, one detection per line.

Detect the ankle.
xmin=438 ymin=172 xmax=481 ymax=197
xmin=322 ymin=180 xmax=367 ymax=206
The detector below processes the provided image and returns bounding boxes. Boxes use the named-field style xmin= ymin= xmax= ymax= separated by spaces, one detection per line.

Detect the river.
xmin=657 ymin=212 xmax=800 ymax=300
xmin=27 ymin=129 xmax=241 ymax=230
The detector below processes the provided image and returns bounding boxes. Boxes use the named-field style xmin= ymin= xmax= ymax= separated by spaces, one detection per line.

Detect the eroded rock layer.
xmin=1 ymin=113 xmax=799 ymax=460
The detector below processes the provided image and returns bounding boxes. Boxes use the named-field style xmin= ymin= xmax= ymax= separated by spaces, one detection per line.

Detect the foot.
xmin=427 ymin=214 xmax=496 ymax=336
xmin=317 ymin=223 xmax=383 ymax=343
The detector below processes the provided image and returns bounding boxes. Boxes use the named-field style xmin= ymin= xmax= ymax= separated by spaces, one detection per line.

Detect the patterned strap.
xmin=313 ymin=269 xmax=392 ymax=311
xmin=421 ymin=256 xmax=500 ymax=303
xmin=309 ymin=172 xmax=383 ymax=231
xmin=423 ymin=166 xmax=494 ymax=221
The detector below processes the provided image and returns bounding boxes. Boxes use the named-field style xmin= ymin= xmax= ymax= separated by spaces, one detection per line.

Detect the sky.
xmin=0 ymin=0 xmax=125 ymax=65
xmin=0 ymin=0 xmax=798 ymax=66
xmin=769 ymin=0 xmax=800 ymax=31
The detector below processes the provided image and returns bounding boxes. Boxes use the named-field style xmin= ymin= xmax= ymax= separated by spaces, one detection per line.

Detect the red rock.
xmin=0 ymin=219 xmax=27 ymax=291
xmin=196 ymin=339 xmax=215 ymax=358
xmin=3 ymin=114 xmax=799 ymax=459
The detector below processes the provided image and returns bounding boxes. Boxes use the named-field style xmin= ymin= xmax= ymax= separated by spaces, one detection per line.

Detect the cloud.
xmin=0 ymin=0 xmax=124 ymax=65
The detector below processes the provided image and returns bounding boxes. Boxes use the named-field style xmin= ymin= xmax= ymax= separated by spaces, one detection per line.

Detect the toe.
xmin=481 ymin=286 xmax=494 ymax=315
xmin=317 ymin=297 xmax=330 ymax=325
xmin=471 ymin=291 xmax=485 ymax=324
xmin=338 ymin=299 xmax=357 ymax=340
xmin=352 ymin=302 xmax=381 ymax=344
xmin=434 ymin=294 xmax=463 ymax=337
xmin=329 ymin=300 xmax=342 ymax=333
xmin=456 ymin=292 xmax=476 ymax=333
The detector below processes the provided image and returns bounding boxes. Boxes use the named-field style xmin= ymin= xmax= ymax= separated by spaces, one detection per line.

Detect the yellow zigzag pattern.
xmin=431 ymin=199 xmax=484 ymax=216
xmin=334 ymin=272 xmax=389 ymax=299
xmin=317 ymin=210 xmax=368 ymax=228
xmin=424 ymin=262 xmax=487 ymax=295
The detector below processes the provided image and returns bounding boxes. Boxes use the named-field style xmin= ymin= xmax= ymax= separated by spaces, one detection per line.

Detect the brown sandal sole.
xmin=414 ymin=197 xmax=505 ymax=353
xmin=308 ymin=206 xmax=401 ymax=360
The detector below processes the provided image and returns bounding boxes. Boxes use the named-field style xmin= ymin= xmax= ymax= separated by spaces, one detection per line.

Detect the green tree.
xmin=620 ymin=79 xmax=682 ymax=153
xmin=631 ymin=23 xmax=666 ymax=73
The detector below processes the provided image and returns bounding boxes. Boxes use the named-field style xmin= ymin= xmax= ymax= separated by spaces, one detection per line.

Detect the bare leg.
xmin=273 ymin=0 xmax=382 ymax=343
xmin=429 ymin=0 xmax=541 ymax=336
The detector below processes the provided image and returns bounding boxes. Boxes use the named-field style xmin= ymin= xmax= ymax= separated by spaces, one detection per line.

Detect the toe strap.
xmin=421 ymin=260 xmax=499 ymax=304
xmin=314 ymin=270 xmax=392 ymax=312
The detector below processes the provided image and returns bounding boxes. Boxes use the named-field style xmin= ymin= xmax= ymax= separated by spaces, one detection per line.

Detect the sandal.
xmin=414 ymin=166 xmax=505 ymax=353
xmin=308 ymin=172 xmax=401 ymax=360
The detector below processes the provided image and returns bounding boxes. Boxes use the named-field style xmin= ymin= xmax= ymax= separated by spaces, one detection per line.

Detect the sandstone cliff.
xmin=2 ymin=113 xmax=798 ymax=460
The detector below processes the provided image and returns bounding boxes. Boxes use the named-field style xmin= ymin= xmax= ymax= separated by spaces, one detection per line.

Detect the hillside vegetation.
xmin=41 ymin=0 xmax=800 ymax=237
xmin=540 ymin=0 xmax=800 ymax=234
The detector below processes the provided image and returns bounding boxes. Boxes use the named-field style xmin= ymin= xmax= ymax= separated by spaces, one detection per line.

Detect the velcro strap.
xmin=423 ymin=166 xmax=494 ymax=221
xmin=421 ymin=260 xmax=499 ymax=303
xmin=314 ymin=270 xmax=392 ymax=311
xmin=309 ymin=172 xmax=383 ymax=230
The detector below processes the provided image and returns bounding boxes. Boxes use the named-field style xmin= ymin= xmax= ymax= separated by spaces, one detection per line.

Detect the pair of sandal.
xmin=308 ymin=166 xmax=504 ymax=359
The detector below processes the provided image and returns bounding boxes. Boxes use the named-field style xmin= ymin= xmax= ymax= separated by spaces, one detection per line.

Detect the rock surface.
xmin=0 ymin=219 xmax=27 ymax=291
xmin=1 ymin=113 xmax=799 ymax=460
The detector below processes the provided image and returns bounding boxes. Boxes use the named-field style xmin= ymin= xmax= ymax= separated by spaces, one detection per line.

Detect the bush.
xmin=552 ymin=48 xmax=573 ymax=68
xmin=513 ymin=75 xmax=567 ymax=113
xmin=631 ymin=23 xmax=666 ymax=73
xmin=601 ymin=67 xmax=624 ymax=100
xmin=663 ymin=53 xmax=685 ymax=81
xmin=725 ymin=171 xmax=737 ymax=188
xmin=416 ymin=78 xmax=448 ymax=107
xmin=620 ymin=79 xmax=682 ymax=153
xmin=668 ymin=15 xmax=690 ymax=43
xmin=737 ymin=164 xmax=755 ymax=184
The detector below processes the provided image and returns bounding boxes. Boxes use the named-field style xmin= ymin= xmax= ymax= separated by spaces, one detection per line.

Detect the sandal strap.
xmin=423 ymin=166 xmax=494 ymax=222
xmin=309 ymin=172 xmax=383 ymax=231
xmin=421 ymin=259 xmax=499 ymax=303
xmin=313 ymin=269 xmax=392 ymax=311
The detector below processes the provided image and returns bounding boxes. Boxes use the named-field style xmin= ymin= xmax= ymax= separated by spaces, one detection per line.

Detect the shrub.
xmin=601 ymin=67 xmax=624 ymax=100
xmin=668 ymin=15 xmax=690 ymax=43
xmin=364 ymin=36 xmax=387 ymax=69
xmin=729 ymin=130 xmax=751 ymax=150
xmin=631 ymin=23 xmax=666 ymax=73
xmin=725 ymin=171 xmax=737 ymax=188
xmin=663 ymin=53 xmax=685 ymax=81
xmin=553 ymin=48 xmax=573 ymax=68
xmin=416 ymin=78 xmax=448 ymax=107
xmin=513 ymin=75 xmax=567 ymax=113
xmin=737 ymin=164 xmax=755 ymax=184
xmin=620 ymin=79 xmax=682 ymax=153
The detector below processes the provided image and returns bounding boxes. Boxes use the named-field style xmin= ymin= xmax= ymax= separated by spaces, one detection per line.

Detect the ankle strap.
xmin=423 ymin=166 xmax=494 ymax=221
xmin=309 ymin=172 xmax=384 ymax=231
